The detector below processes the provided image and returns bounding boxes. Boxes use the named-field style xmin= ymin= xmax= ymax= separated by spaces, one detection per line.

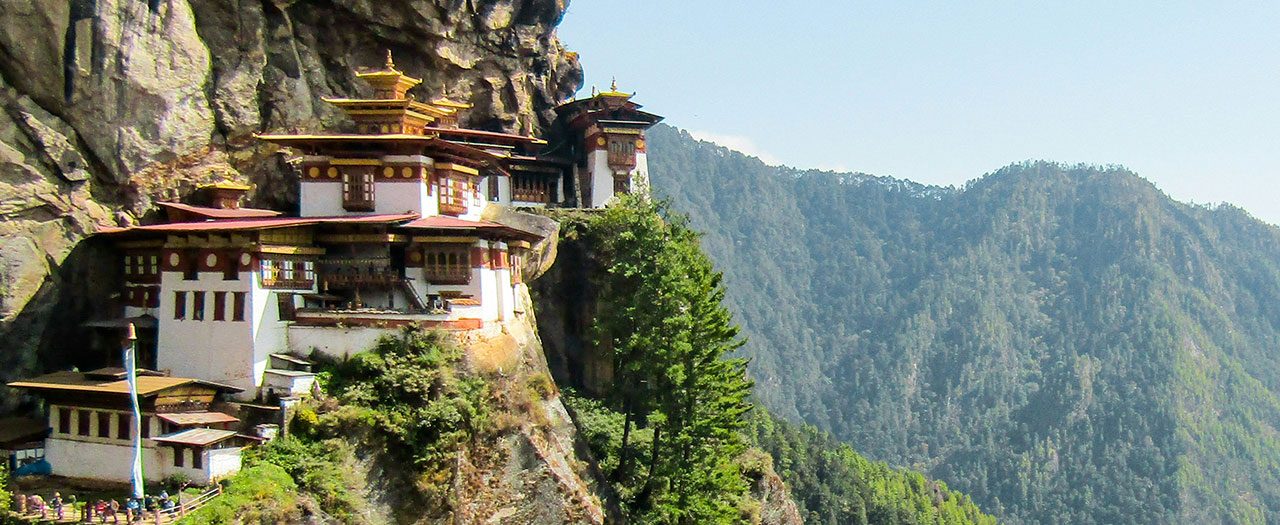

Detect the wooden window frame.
xmin=437 ymin=174 xmax=469 ymax=216
xmin=277 ymin=293 xmax=296 ymax=321
xmin=232 ymin=292 xmax=247 ymax=321
xmin=213 ymin=291 xmax=226 ymax=321
xmin=57 ymin=408 xmax=71 ymax=434
xmin=488 ymin=174 xmax=500 ymax=202
xmin=192 ymin=447 xmax=203 ymax=469
xmin=260 ymin=258 xmax=315 ymax=289
xmin=341 ymin=168 xmax=375 ymax=211
xmin=97 ymin=411 xmax=111 ymax=438
xmin=608 ymin=136 xmax=637 ymax=169
xmin=117 ymin=413 xmax=129 ymax=440
xmin=141 ymin=416 xmax=151 ymax=438
xmin=173 ymin=291 xmax=187 ymax=320
xmin=174 ymin=447 xmax=184 ymax=468
xmin=512 ymin=173 xmax=552 ymax=203
xmin=77 ymin=410 xmax=90 ymax=436
xmin=192 ymin=291 xmax=205 ymax=321
xmin=422 ymin=245 xmax=472 ymax=284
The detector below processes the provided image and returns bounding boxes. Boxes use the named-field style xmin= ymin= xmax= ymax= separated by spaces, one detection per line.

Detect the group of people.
xmin=12 ymin=489 xmax=179 ymax=523
xmin=13 ymin=491 xmax=70 ymax=520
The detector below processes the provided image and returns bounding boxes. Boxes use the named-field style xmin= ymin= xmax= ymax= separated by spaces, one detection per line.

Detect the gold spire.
xmin=610 ymin=77 xmax=617 ymax=91
xmin=598 ymin=78 xmax=633 ymax=99
xmin=354 ymin=51 xmax=421 ymax=99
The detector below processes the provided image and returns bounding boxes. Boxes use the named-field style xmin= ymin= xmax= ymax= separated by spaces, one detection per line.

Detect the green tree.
xmin=584 ymin=195 xmax=755 ymax=523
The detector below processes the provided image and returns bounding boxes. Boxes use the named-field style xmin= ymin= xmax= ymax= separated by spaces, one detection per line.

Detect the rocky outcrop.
xmin=449 ymin=287 xmax=615 ymax=524
xmin=0 ymin=0 xmax=582 ymax=388
xmin=749 ymin=466 xmax=805 ymax=525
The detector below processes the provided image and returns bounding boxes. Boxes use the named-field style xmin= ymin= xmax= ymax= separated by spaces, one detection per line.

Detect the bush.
xmin=247 ymin=437 xmax=362 ymax=521
xmin=527 ymin=372 xmax=556 ymax=400
xmin=181 ymin=464 xmax=300 ymax=525
xmin=321 ymin=326 xmax=490 ymax=468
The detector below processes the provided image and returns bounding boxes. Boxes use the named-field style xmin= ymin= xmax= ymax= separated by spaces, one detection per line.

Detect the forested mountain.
xmin=648 ymin=124 xmax=1280 ymax=524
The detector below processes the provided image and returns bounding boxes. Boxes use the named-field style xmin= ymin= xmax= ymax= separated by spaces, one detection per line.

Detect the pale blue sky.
xmin=558 ymin=1 xmax=1280 ymax=224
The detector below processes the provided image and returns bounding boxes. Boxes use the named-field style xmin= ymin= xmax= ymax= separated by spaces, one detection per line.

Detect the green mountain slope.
xmin=647 ymin=124 xmax=1280 ymax=524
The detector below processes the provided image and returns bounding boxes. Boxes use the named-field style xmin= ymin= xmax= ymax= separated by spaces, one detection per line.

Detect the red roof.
xmin=312 ymin=213 xmax=420 ymax=224
xmin=157 ymin=202 xmax=281 ymax=219
xmin=401 ymin=216 xmax=504 ymax=229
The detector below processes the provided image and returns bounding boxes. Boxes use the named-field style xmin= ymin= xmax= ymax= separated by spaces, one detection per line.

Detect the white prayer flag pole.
xmin=124 ymin=323 xmax=146 ymax=500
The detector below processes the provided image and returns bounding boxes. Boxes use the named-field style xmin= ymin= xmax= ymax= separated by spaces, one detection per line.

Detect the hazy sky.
xmin=558 ymin=1 xmax=1280 ymax=225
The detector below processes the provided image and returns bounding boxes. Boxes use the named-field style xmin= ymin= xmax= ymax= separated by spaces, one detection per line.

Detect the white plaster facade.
xmin=156 ymin=270 xmax=256 ymax=391
xmin=579 ymin=149 xmax=649 ymax=208
xmin=44 ymin=405 xmax=239 ymax=485
xmin=155 ymin=262 xmax=314 ymax=396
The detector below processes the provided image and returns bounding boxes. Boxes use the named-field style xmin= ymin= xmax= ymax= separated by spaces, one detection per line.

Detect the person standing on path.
xmin=50 ymin=492 xmax=63 ymax=520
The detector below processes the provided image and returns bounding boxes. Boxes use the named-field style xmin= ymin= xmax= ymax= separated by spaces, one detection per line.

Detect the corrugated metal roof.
xmin=152 ymin=428 xmax=238 ymax=446
xmin=156 ymin=412 xmax=240 ymax=426
xmin=7 ymin=371 xmax=242 ymax=395
xmin=263 ymin=369 xmax=314 ymax=378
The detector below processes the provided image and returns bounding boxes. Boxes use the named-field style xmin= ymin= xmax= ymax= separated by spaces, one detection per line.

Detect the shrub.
xmin=245 ymin=437 xmax=362 ymax=521
xmin=527 ymin=372 xmax=556 ymax=400
xmin=181 ymin=464 xmax=300 ymax=525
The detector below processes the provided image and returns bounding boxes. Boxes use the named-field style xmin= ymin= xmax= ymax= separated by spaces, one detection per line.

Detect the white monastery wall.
xmin=157 ymin=270 xmax=256 ymax=391
xmin=492 ymin=176 xmax=512 ymax=204
xmin=299 ymin=183 xmax=346 ymax=217
xmin=587 ymin=150 xmax=614 ymax=208
xmin=288 ymin=325 xmax=394 ymax=361
xmin=250 ymin=277 xmax=303 ymax=394
xmin=372 ymin=180 xmax=429 ymax=216
xmin=204 ymin=447 xmax=242 ymax=483
xmin=633 ymin=151 xmax=649 ymax=194
xmin=46 ymin=437 xmax=165 ymax=483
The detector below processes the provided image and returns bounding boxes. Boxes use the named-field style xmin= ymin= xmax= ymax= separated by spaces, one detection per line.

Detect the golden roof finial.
xmin=611 ymin=77 xmax=618 ymax=91
xmin=385 ymin=49 xmax=397 ymax=71
xmin=591 ymin=85 xmax=597 ymax=96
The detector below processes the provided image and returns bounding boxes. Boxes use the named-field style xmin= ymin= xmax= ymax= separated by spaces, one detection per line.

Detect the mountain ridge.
xmin=648 ymin=123 xmax=1280 ymax=524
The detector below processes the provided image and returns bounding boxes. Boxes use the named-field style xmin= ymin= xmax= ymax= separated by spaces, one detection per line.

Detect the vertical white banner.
xmin=124 ymin=324 xmax=145 ymax=499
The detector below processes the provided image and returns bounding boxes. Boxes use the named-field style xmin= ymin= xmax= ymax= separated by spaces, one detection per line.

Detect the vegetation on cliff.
xmin=560 ymin=195 xmax=755 ymax=523
xmin=559 ymin=196 xmax=994 ymax=524
xmin=649 ymin=123 xmax=1280 ymax=524
xmin=183 ymin=328 xmax=527 ymax=524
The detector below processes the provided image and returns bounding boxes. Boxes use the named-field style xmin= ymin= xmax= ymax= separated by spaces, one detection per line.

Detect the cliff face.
xmin=0 ymin=0 xmax=582 ymax=383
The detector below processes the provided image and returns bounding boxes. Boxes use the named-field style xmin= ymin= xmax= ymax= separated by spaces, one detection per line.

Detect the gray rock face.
xmin=0 ymin=0 xmax=583 ymax=385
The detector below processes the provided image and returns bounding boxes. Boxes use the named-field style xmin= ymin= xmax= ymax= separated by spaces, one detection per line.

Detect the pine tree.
xmin=588 ymin=195 xmax=755 ymax=522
